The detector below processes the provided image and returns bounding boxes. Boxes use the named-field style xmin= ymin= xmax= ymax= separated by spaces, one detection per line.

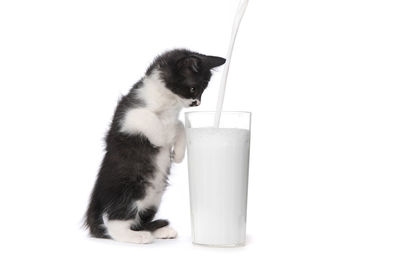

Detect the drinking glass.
xmin=185 ymin=111 xmax=251 ymax=247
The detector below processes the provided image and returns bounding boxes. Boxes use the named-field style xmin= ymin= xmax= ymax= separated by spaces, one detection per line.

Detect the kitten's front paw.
xmin=172 ymin=146 xmax=185 ymax=163
xmin=152 ymin=226 xmax=178 ymax=239
xmin=172 ymin=122 xmax=186 ymax=163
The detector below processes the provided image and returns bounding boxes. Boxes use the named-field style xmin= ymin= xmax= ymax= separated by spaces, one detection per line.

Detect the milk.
xmin=186 ymin=127 xmax=250 ymax=246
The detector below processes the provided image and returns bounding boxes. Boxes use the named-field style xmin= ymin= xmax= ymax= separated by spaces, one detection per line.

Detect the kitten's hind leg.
xmin=132 ymin=219 xmax=169 ymax=232
xmin=132 ymin=217 xmax=177 ymax=239
xmin=106 ymin=219 xmax=154 ymax=244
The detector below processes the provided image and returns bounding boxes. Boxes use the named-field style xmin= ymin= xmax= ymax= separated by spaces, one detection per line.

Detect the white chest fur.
xmin=139 ymin=70 xmax=183 ymax=147
xmin=120 ymin=71 xmax=183 ymax=148
xmin=157 ymin=106 xmax=181 ymax=146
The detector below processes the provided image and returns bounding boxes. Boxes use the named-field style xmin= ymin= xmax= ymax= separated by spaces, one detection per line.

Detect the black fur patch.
xmin=146 ymin=49 xmax=225 ymax=102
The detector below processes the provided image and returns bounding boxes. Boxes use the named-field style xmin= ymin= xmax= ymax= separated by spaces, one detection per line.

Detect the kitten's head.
xmin=146 ymin=49 xmax=226 ymax=107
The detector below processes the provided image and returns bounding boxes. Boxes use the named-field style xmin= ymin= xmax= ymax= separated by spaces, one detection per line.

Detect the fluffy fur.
xmin=84 ymin=49 xmax=225 ymax=243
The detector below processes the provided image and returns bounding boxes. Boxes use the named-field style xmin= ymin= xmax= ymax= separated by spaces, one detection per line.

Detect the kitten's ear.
xmin=177 ymin=56 xmax=201 ymax=73
xmin=201 ymin=55 xmax=226 ymax=69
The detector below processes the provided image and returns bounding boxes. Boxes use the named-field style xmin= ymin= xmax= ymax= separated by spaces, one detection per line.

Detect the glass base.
xmin=192 ymin=241 xmax=246 ymax=248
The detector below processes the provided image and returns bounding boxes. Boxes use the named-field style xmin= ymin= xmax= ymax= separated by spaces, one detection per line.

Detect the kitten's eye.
xmin=190 ymin=87 xmax=196 ymax=93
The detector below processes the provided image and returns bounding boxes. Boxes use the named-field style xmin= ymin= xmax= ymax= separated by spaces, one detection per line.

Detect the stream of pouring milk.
xmin=213 ymin=0 xmax=249 ymax=128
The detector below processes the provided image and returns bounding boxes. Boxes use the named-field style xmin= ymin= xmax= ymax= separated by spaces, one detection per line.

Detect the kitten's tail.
xmin=84 ymin=202 xmax=109 ymax=239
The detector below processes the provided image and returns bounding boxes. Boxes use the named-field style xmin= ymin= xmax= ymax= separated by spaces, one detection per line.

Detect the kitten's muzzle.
xmin=190 ymin=99 xmax=201 ymax=106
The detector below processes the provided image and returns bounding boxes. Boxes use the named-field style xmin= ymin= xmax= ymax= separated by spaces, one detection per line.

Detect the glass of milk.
xmin=185 ymin=111 xmax=251 ymax=247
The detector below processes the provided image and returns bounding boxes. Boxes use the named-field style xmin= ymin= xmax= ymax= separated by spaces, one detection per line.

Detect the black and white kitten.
xmin=84 ymin=49 xmax=225 ymax=243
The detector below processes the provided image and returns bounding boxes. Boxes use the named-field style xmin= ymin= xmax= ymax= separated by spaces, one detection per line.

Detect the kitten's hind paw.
xmin=134 ymin=231 xmax=155 ymax=244
xmin=152 ymin=226 xmax=178 ymax=239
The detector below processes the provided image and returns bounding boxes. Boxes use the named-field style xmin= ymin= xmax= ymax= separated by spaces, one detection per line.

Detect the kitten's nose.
xmin=190 ymin=99 xmax=201 ymax=106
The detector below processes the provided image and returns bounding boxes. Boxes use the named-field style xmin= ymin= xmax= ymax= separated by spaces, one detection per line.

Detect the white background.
xmin=0 ymin=0 xmax=399 ymax=266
